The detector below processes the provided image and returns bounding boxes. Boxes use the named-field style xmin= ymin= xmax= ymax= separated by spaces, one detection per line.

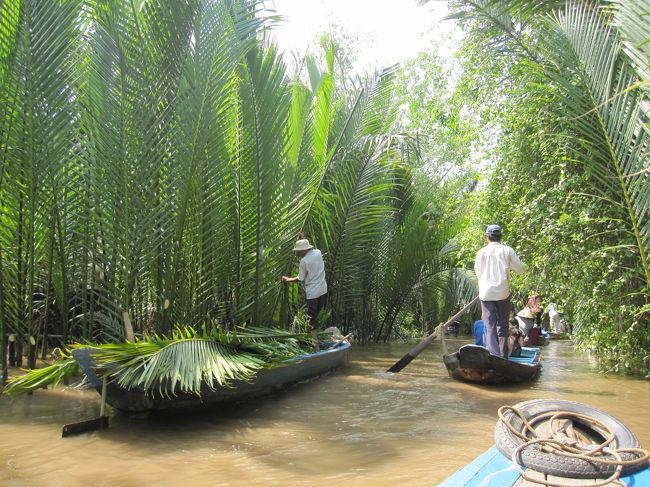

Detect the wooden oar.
xmin=386 ymin=296 xmax=479 ymax=373
xmin=62 ymin=377 xmax=109 ymax=437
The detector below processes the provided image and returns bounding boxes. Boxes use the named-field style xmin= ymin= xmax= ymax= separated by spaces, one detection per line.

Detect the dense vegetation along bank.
xmin=0 ymin=0 xmax=647 ymax=379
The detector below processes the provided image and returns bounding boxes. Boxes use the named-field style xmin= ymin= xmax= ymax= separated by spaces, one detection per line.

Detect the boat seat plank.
xmin=513 ymin=469 xmax=546 ymax=486
xmin=515 ymin=470 xmax=635 ymax=486
xmin=508 ymin=349 xmax=539 ymax=365
xmin=508 ymin=357 xmax=535 ymax=364
xmin=546 ymin=475 xmax=597 ymax=485
xmin=439 ymin=446 xmax=521 ymax=487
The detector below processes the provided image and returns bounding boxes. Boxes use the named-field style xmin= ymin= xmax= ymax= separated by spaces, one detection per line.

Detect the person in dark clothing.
xmin=508 ymin=322 xmax=523 ymax=357
xmin=524 ymin=324 xmax=541 ymax=346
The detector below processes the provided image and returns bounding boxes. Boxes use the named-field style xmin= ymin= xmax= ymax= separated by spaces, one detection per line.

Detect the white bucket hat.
xmin=293 ymin=238 xmax=314 ymax=251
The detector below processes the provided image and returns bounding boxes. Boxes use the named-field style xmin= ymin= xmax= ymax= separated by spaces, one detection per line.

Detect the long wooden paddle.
xmin=62 ymin=377 xmax=109 ymax=437
xmin=386 ymin=296 xmax=479 ymax=373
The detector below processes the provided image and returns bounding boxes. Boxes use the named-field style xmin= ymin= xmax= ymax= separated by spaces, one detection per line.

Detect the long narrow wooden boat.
xmin=442 ymin=344 xmax=541 ymax=384
xmin=439 ymin=444 xmax=650 ymax=486
xmin=440 ymin=399 xmax=650 ymax=486
xmin=71 ymin=342 xmax=350 ymax=414
xmin=547 ymin=332 xmax=571 ymax=340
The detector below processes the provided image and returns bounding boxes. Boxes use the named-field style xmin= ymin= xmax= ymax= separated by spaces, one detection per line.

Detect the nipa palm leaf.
xmin=3 ymin=325 xmax=314 ymax=397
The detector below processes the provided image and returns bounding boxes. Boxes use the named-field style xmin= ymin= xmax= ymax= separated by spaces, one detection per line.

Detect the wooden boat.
xmin=547 ymin=332 xmax=571 ymax=340
xmin=71 ymin=342 xmax=350 ymax=414
xmin=440 ymin=399 xmax=650 ymax=486
xmin=442 ymin=344 xmax=541 ymax=384
xmin=439 ymin=444 xmax=650 ymax=486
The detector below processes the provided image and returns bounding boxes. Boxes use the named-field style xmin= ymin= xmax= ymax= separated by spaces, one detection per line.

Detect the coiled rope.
xmin=497 ymin=405 xmax=650 ymax=487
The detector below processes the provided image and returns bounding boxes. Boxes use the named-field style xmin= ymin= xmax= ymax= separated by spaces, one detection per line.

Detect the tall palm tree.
xmin=447 ymin=0 xmax=649 ymax=367
xmin=0 ymin=0 xmax=471 ymax=386
xmin=548 ymin=2 xmax=649 ymax=288
xmin=0 ymin=0 xmax=84 ymax=366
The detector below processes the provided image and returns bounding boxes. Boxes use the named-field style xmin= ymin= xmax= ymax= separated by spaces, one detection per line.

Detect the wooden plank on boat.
xmin=513 ymin=469 xmax=545 ymax=486
xmin=438 ymin=447 xmax=500 ymax=486
xmin=547 ymin=475 xmax=598 ymax=485
xmin=515 ymin=471 xmax=625 ymax=485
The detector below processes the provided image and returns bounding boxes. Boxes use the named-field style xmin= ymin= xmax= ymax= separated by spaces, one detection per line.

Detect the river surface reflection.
xmin=1 ymin=340 xmax=648 ymax=486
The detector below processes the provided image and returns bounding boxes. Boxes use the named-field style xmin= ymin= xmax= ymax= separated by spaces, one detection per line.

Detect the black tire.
xmin=495 ymin=399 xmax=648 ymax=479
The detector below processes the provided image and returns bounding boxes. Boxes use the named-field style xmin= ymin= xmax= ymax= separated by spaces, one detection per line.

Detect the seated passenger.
xmin=508 ymin=323 xmax=523 ymax=357
xmin=524 ymin=324 xmax=541 ymax=346
xmin=516 ymin=294 xmax=542 ymax=340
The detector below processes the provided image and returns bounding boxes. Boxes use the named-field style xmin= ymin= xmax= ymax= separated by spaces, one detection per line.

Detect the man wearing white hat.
xmin=474 ymin=224 xmax=525 ymax=358
xmin=282 ymin=238 xmax=328 ymax=350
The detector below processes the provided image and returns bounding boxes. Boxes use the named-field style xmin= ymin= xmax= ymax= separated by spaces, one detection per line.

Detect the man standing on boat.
xmin=282 ymin=238 xmax=328 ymax=351
xmin=474 ymin=225 xmax=525 ymax=358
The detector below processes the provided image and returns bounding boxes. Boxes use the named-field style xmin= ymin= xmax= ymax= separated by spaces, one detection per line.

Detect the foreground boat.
xmin=440 ymin=399 xmax=650 ymax=486
xmin=439 ymin=444 xmax=650 ymax=486
xmin=442 ymin=344 xmax=541 ymax=384
xmin=72 ymin=341 xmax=351 ymax=414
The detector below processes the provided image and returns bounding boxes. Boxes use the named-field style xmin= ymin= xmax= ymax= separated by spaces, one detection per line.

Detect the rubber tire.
xmin=495 ymin=399 xmax=648 ymax=479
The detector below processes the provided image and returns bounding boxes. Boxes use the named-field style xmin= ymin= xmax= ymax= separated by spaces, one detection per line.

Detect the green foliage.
xmin=0 ymin=0 xmax=472 ymax=371
xmin=453 ymin=0 xmax=650 ymax=374
xmin=3 ymin=354 xmax=81 ymax=395
xmin=378 ymin=45 xmax=482 ymax=341
xmin=4 ymin=326 xmax=315 ymax=396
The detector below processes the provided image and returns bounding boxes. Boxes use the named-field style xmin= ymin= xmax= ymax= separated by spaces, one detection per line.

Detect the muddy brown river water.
xmin=1 ymin=340 xmax=648 ymax=486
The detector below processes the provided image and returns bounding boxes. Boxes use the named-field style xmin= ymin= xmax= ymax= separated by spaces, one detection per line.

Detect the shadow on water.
xmin=1 ymin=367 xmax=352 ymax=429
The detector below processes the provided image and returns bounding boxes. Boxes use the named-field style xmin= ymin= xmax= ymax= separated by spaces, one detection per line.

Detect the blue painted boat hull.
xmin=72 ymin=343 xmax=350 ymax=413
xmin=439 ymin=445 xmax=650 ymax=486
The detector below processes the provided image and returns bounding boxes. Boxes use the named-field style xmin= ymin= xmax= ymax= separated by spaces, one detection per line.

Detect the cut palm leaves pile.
xmin=3 ymin=326 xmax=317 ymax=398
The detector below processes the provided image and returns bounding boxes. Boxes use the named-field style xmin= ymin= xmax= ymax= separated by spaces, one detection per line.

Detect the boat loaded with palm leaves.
xmin=4 ymin=326 xmax=350 ymax=414
xmin=442 ymin=344 xmax=541 ymax=384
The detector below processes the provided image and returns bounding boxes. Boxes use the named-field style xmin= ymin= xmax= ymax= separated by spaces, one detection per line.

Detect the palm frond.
xmin=543 ymin=1 xmax=650 ymax=287
xmin=444 ymin=0 xmax=565 ymax=59
xmin=611 ymin=0 xmax=650 ymax=85
xmin=87 ymin=325 xmax=314 ymax=396
xmin=234 ymin=325 xmax=313 ymax=360
xmin=3 ymin=325 xmax=315 ymax=397
xmin=3 ymin=355 xmax=81 ymax=395
xmin=0 ymin=0 xmax=84 ymax=350
xmin=89 ymin=339 xmax=264 ymax=397
xmin=236 ymin=42 xmax=292 ymax=325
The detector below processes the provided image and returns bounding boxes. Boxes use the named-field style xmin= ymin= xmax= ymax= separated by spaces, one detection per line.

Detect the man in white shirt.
xmin=474 ymin=225 xmax=525 ymax=357
xmin=282 ymin=238 xmax=328 ymax=350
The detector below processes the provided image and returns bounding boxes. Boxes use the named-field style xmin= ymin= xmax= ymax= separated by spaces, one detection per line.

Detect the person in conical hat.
xmin=516 ymin=294 xmax=542 ymax=340
xmin=282 ymin=238 xmax=328 ymax=350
